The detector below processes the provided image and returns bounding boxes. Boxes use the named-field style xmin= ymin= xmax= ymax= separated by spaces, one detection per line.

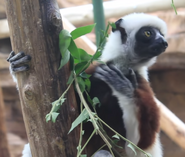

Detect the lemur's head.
xmin=101 ymin=13 xmax=168 ymax=68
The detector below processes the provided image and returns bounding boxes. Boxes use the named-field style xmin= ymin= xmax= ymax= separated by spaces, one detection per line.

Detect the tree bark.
xmin=5 ymin=1 xmax=79 ymax=157
xmin=0 ymin=87 xmax=10 ymax=157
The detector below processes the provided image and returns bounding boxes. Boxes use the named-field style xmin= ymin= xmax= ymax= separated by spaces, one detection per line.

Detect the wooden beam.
xmin=1 ymin=1 xmax=185 ymax=39
xmin=0 ymin=70 xmax=16 ymax=87
xmin=0 ymin=87 xmax=10 ymax=157
xmin=60 ymin=0 xmax=185 ymax=25
xmin=0 ymin=19 xmax=9 ymax=39
xmin=150 ymin=53 xmax=185 ymax=70
xmin=0 ymin=53 xmax=9 ymax=69
xmin=156 ymin=98 xmax=185 ymax=149
xmin=5 ymin=0 xmax=79 ymax=156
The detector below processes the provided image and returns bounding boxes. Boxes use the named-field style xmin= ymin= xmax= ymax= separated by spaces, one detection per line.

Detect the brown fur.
xmin=135 ymin=75 xmax=160 ymax=149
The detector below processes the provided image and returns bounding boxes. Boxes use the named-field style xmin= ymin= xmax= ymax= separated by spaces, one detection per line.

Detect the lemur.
xmin=7 ymin=13 xmax=168 ymax=157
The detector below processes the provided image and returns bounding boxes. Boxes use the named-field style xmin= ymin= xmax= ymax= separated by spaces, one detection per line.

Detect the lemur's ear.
xmin=112 ymin=18 xmax=127 ymax=44
xmin=112 ymin=19 xmax=123 ymax=32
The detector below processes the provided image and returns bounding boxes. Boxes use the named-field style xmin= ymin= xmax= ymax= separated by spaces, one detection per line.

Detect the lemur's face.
xmin=111 ymin=18 xmax=168 ymax=64
xmin=134 ymin=26 xmax=168 ymax=59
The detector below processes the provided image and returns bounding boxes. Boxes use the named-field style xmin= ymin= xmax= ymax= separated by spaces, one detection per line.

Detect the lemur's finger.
xmin=99 ymin=64 xmax=111 ymax=72
xmin=95 ymin=66 xmax=109 ymax=76
xmin=9 ymin=52 xmax=25 ymax=62
xmin=11 ymin=55 xmax=31 ymax=67
xmin=129 ymin=68 xmax=138 ymax=89
xmin=12 ymin=65 xmax=29 ymax=73
xmin=7 ymin=51 xmax=15 ymax=62
xmin=108 ymin=64 xmax=125 ymax=79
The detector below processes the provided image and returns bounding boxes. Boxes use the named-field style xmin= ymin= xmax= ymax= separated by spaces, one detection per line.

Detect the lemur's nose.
xmin=163 ymin=40 xmax=168 ymax=48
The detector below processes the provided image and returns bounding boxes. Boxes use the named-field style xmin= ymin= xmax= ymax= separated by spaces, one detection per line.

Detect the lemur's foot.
xmin=94 ymin=64 xmax=134 ymax=98
xmin=93 ymin=150 xmax=113 ymax=157
xmin=7 ymin=51 xmax=31 ymax=73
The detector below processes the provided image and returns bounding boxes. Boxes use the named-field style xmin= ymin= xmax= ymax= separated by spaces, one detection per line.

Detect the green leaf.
xmin=68 ymin=109 xmax=89 ymax=133
xmin=79 ymin=72 xmax=91 ymax=79
xmin=75 ymin=61 xmax=90 ymax=75
xmin=69 ymin=54 xmax=74 ymax=70
xmin=68 ymin=39 xmax=80 ymax=60
xmin=46 ymin=114 xmax=51 ymax=123
xmin=86 ymin=93 xmax=93 ymax=105
xmin=80 ymin=155 xmax=87 ymax=157
xmin=52 ymin=98 xmax=66 ymax=112
xmin=51 ymin=112 xmax=60 ymax=123
xmin=60 ymin=98 xmax=66 ymax=104
xmin=59 ymin=29 xmax=71 ymax=55
xmin=92 ymin=51 xmax=102 ymax=60
xmin=78 ymin=48 xmax=92 ymax=61
xmin=127 ymin=143 xmax=137 ymax=156
xmin=58 ymin=50 xmax=70 ymax=69
xmin=77 ymin=145 xmax=81 ymax=152
xmin=77 ymin=77 xmax=85 ymax=93
xmin=112 ymin=134 xmax=120 ymax=140
xmin=51 ymin=100 xmax=61 ymax=112
xmin=59 ymin=30 xmax=72 ymax=69
xmin=92 ymin=97 xmax=100 ymax=107
xmin=82 ymin=130 xmax=85 ymax=135
xmin=109 ymin=22 xmax=116 ymax=29
xmin=84 ymin=79 xmax=91 ymax=92
xmin=67 ymin=72 xmax=74 ymax=84
xmin=71 ymin=24 xmax=96 ymax=40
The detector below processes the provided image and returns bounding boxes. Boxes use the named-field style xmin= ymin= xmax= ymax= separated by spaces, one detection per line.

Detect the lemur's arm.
xmin=7 ymin=51 xmax=32 ymax=157
xmin=94 ymin=64 xmax=161 ymax=157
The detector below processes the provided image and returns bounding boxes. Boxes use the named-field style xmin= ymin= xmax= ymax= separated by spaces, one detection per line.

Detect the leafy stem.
xmin=96 ymin=115 xmax=151 ymax=157
xmin=74 ymin=73 xmax=99 ymax=130
xmin=171 ymin=0 xmax=177 ymax=15
xmin=77 ymin=129 xmax=96 ymax=157
xmin=77 ymin=102 xmax=84 ymax=155
xmin=74 ymin=73 xmax=114 ymax=154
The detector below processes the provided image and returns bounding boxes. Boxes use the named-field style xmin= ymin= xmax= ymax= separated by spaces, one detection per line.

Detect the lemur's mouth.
xmin=150 ymin=41 xmax=168 ymax=56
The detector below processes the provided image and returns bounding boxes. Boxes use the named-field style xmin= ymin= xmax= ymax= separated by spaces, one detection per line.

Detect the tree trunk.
xmin=5 ymin=1 xmax=79 ymax=157
xmin=0 ymin=87 xmax=10 ymax=157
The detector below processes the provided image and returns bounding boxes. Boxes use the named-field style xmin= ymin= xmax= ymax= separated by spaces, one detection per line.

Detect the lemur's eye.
xmin=144 ymin=31 xmax=151 ymax=37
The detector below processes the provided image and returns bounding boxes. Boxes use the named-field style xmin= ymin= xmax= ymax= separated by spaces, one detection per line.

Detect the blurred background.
xmin=0 ymin=0 xmax=185 ymax=157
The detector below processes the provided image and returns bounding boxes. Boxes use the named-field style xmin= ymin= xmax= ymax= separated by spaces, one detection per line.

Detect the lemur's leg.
xmin=7 ymin=51 xmax=31 ymax=83
xmin=94 ymin=64 xmax=161 ymax=157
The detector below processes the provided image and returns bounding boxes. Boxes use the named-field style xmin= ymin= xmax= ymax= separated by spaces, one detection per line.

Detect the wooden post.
xmin=5 ymin=0 xmax=79 ymax=157
xmin=0 ymin=87 xmax=10 ymax=157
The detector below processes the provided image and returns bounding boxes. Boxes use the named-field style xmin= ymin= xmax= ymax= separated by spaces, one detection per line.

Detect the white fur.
xmin=120 ymin=13 xmax=167 ymax=38
xmin=101 ymin=13 xmax=164 ymax=157
xmin=113 ymin=91 xmax=140 ymax=145
xmin=111 ymin=82 xmax=162 ymax=157
xmin=9 ymin=66 xmax=17 ymax=84
xmin=101 ymin=31 xmax=124 ymax=62
xmin=22 ymin=143 xmax=32 ymax=157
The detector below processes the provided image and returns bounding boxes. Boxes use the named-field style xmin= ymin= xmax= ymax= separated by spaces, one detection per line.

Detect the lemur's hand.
xmin=94 ymin=64 xmax=135 ymax=98
xmin=7 ymin=51 xmax=31 ymax=73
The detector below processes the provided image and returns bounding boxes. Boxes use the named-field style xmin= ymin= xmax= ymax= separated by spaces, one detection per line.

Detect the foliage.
xmin=171 ymin=0 xmax=177 ymax=15
xmin=46 ymin=22 xmax=152 ymax=157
